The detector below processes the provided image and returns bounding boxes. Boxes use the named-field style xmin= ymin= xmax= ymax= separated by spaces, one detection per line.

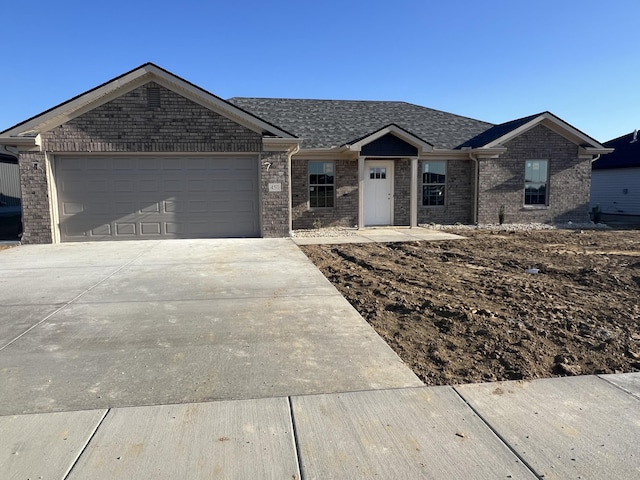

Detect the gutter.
xmin=0 ymin=136 xmax=37 ymax=147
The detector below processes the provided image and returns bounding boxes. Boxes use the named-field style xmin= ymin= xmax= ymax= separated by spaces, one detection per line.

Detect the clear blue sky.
xmin=1 ymin=0 xmax=637 ymax=142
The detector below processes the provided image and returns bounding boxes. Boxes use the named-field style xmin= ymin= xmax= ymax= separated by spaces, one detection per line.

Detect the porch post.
xmin=410 ymin=157 xmax=418 ymax=228
xmin=358 ymin=155 xmax=365 ymax=229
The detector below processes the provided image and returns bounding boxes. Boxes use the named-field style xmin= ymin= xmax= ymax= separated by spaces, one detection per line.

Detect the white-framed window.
xmin=422 ymin=161 xmax=446 ymax=206
xmin=524 ymin=160 xmax=548 ymax=206
xmin=309 ymin=161 xmax=335 ymax=208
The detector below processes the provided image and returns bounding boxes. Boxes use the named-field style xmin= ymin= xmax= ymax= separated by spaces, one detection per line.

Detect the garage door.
xmin=56 ymin=156 xmax=260 ymax=241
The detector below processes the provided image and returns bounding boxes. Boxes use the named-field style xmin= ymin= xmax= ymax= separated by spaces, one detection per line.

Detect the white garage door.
xmin=56 ymin=156 xmax=260 ymax=241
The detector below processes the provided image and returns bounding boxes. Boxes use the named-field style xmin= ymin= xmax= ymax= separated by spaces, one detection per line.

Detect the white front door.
xmin=364 ymin=160 xmax=393 ymax=225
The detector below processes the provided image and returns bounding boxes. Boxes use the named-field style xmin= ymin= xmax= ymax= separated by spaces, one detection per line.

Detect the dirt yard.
xmin=302 ymin=229 xmax=640 ymax=385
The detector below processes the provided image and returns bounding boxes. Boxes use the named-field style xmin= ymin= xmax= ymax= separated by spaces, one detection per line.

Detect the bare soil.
xmin=301 ymin=229 xmax=640 ymax=385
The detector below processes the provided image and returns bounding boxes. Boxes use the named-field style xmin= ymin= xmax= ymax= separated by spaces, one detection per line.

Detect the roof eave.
xmin=0 ymin=136 xmax=38 ymax=147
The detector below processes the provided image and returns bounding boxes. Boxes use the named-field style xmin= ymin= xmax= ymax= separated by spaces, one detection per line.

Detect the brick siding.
xmin=18 ymin=151 xmax=52 ymax=244
xmin=418 ymin=159 xmax=473 ymax=225
xmin=291 ymin=158 xmax=358 ymax=229
xmin=40 ymin=83 xmax=262 ymax=153
xmin=260 ymin=151 xmax=290 ymax=237
xmin=393 ymin=159 xmax=411 ymax=225
xmin=477 ymin=125 xmax=591 ymax=224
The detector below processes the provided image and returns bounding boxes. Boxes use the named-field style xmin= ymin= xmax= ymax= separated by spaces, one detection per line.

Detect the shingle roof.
xmin=457 ymin=113 xmax=543 ymax=148
xmin=592 ymin=132 xmax=640 ymax=170
xmin=227 ymin=98 xmax=494 ymax=149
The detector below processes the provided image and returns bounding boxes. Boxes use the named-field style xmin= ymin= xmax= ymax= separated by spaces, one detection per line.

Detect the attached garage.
xmin=55 ymin=155 xmax=260 ymax=241
xmin=0 ymin=63 xmax=298 ymax=244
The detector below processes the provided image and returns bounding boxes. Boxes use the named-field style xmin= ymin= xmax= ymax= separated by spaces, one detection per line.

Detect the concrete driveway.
xmin=0 ymin=239 xmax=422 ymax=415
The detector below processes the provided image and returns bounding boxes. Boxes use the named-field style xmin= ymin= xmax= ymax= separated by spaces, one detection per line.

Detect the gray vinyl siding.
xmin=0 ymin=160 xmax=21 ymax=209
xmin=591 ymin=168 xmax=640 ymax=216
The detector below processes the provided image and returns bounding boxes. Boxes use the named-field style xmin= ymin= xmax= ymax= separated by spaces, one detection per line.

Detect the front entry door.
xmin=364 ymin=160 xmax=393 ymax=225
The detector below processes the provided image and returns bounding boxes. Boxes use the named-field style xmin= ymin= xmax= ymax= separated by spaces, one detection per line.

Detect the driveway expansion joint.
xmin=0 ymin=244 xmax=159 ymax=352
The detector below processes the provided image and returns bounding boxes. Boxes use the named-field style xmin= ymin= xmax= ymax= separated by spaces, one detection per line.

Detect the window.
xmin=524 ymin=160 xmax=548 ymax=205
xmin=309 ymin=161 xmax=335 ymax=208
xmin=422 ymin=161 xmax=446 ymax=206
xmin=369 ymin=167 xmax=386 ymax=179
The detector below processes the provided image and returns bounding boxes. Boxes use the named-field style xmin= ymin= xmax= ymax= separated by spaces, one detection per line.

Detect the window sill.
xmin=523 ymin=205 xmax=549 ymax=210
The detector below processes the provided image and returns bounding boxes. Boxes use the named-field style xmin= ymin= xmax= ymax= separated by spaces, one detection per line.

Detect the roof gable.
xmin=470 ymin=112 xmax=606 ymax=150
xmin=0 ymin=63 xmax=296 ymax=140
xmin=347 ymin=124 xmax=432 ymax=156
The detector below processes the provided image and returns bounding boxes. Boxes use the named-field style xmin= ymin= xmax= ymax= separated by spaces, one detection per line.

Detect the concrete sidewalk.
xmin=3 ymin=373 xmax=638 ymax=479
xmin=1 ymin=238 xmax=639 ymax=478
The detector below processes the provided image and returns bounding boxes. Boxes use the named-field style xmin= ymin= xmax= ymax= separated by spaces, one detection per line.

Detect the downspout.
xmin=469 ymin=152 xmax=479 ymax=224
xmin=288 ymin=144 xmax=300 ymax=234
xmin=590 ymin=154 xmax=601 ymax=163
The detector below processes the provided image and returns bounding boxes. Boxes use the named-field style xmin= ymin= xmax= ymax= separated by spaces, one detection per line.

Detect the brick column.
xmin=260 ymin=150 xmax=290 ymax=237
xmin=18 ymin=151 xmax=52 ymax=244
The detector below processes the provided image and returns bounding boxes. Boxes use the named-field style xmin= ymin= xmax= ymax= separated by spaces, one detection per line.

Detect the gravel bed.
xmin=292 ymin=222 xmax=610 ymax=237
xmin=290 ymin=227 xmax=358 ymax=238
xmin=420 ymin=222 xmax=611 ymax=232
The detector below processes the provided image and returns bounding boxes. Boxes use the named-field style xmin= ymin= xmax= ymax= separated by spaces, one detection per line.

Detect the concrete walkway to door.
xmin=1 ymin=238 xmax=639 ymax=479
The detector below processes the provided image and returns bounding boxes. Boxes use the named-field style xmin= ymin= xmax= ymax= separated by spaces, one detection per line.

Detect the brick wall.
xmin=393 ymin=159 xmax=410 ymax=225
xmin=41 ymin=82 xmax=262 ymax=152
xmin=21 ymin=82 xmax=275 ymax=243
xmin=18 ymin=151 xmax=52 ymax=244
xmin=291 ymin=158 xmax=358 ymax=229
xmin=260 ymin=151 xmax=290 ymax=237
xmin=477 ymin=125 xmax=590 ymax=224
xmin=418 ymin=159 xmax=473 ymax=225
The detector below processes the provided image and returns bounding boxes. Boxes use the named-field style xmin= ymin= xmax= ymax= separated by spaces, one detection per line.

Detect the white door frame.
xmin=362 ymin=159 xmax=394 ymax=226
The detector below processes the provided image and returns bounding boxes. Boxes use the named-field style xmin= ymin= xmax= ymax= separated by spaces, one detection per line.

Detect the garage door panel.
xmin=56 ymin=156 xmax=260 ymax=241
xmin=140 ymin=223 xmax=162 ymax=235
xmin=88 ymin=180 xmax=109 ymax=193
xmin=62 ymin=202 xmax=84 ymax=215
xmin=137 ymin=158 xmax=162 ymax=170
xmin=91 ymin=224 xmax=112 ymax=236
xmin=163 ymin=179 xmax=184 ymax=192
xmin=115 ymin=223 xmax=136 ymax=235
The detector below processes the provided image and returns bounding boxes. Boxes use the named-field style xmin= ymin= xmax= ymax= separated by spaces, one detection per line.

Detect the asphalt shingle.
xmin=228 ymin=98 xmax=494 ymax=149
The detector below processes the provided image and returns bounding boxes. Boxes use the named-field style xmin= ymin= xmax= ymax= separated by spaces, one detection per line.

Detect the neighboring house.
xmin=0 ymin=63 xmax=612 ymax=244
xmin=0 ymin=153 xmax=21 ymax=213
xmin=591 ymin=131 xmax=640 ymax=222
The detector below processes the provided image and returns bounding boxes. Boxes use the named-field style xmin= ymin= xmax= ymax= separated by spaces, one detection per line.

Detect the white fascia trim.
xmin=292 ymin=146 xmax=507 ymax=161
xmin=262 ymin=137 xmax=301 ymax=152
xmin=149 ymin=73 xmax=293 ymax=138
xmin=348 ymin=124 xmax=433 ymax=154
xmin=2 ymin=64 xmax=295 ymax=140
xmin=420 ymin=148 xmax=507 ymax=160
xmin=484 ymin=113 xmax=605 ymax=149
xmin=1 ymin=68 xmax=154 ymax=138
xmin=579 ymin=146 xmax=615 ymax=159
xmin=582 ymin=147 xmax=615 ymax=155
xmin=0 ymin=136 xmax=37 ymax=147
xmin=293 ymin=147 xmax=351 ymax=160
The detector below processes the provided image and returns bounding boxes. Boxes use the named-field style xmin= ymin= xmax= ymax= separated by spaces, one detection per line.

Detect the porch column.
xmin=358 ymin=155 xmax=365 ymax=228
xmin=410 ymin=157 xmax=418 ymax=228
